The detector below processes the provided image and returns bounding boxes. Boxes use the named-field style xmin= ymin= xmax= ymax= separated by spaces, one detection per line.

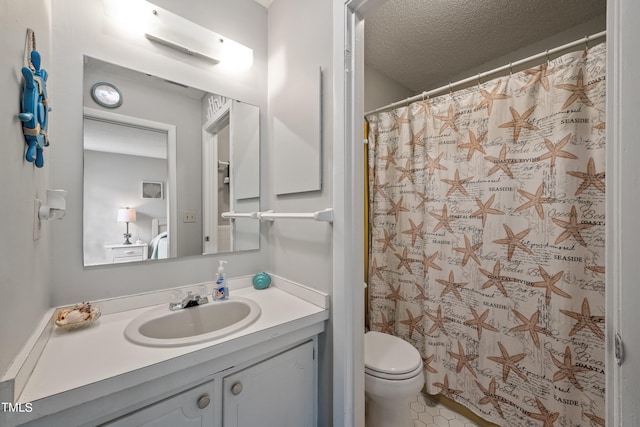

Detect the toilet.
xmin=364 ymin=331 xmax=425 ymax=427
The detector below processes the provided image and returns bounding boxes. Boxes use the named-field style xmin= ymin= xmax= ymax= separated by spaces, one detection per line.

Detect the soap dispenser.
xmin=214 ymin=260 xmax=228 ymax=301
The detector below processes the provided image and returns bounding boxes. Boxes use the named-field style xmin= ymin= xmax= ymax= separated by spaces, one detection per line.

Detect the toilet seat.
xmin=365 ymin=331 xmax=423 ymax=380
xmin=365 ymin=363 xmax=423 ymax=380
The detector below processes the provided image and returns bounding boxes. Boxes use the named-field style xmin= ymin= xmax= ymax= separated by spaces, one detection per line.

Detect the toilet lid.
xmin=365 ymin=331 xmax=422 ymax=376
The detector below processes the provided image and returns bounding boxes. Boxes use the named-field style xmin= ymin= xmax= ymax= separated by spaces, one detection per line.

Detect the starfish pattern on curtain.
xmin=367 ymin=43 xmax=606 ymax=426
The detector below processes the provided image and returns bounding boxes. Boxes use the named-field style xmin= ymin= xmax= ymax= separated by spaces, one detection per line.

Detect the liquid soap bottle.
xmin=214 ymin=260 xmax=229 ymax=301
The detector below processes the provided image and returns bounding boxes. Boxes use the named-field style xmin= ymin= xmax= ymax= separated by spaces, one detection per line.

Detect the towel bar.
xmin=221 ymin=209 xmax=333 ymax=223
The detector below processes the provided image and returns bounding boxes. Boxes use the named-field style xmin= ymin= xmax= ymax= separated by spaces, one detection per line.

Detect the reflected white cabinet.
xmin=103 ymin=380 xmax=215 ymax=427
xmin=223 ymin=340 xmax=315 ymax=427
xmin=104 ymin=243 xmax=148 ymax=264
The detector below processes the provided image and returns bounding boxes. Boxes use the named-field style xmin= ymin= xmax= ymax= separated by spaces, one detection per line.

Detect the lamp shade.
xmin=117 ymin=208 xmax=136 ymax=223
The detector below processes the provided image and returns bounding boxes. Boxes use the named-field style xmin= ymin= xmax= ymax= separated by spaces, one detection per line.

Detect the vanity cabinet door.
xmin=102 ymin=380 xmax=214 ymax=427
xmin=223 ymin=340 xmax=315 ymax=427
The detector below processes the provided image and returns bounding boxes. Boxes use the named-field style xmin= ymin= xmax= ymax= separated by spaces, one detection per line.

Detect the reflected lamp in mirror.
xmin=117 ymin=207 xmax=137 ymax=245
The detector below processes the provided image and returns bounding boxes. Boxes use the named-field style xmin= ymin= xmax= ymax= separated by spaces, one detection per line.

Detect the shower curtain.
xmin=367 ymin=43 xmax=605 ymax=427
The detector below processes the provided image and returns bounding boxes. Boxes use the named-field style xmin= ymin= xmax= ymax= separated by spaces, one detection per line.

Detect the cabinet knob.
xmin=197 ymin=394 xmax=211 ymax=409
xmin=231 ymin=381 xmax=243 ymax=395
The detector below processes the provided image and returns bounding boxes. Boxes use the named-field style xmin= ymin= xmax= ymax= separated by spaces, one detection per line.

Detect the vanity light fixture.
xmin=144 ymin=2 xmax=253 ymax=69
xmin=117 ymin=207 xmax=137 ymax=245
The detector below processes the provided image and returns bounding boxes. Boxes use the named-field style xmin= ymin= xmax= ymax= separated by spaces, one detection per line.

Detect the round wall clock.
xmin=91 ymin=82 xmax=123 ymax=108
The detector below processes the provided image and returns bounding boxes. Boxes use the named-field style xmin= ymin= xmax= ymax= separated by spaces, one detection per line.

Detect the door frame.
xmin=332 ymin=1 xmax=387 ymax=426
xmin=337 ymin=0 xmax=630 ymax=425
xmin=202 ymin=101 xmax=232 ymax=255
xmin=606 ymin=1 xmax=640 ymax=425
xmin=83 ymin=107 xmax=177 ymax=259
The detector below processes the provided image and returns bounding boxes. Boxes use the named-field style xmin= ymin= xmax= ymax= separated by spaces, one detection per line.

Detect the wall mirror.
xmin=83 ymin=56 xmax=260 ymax=266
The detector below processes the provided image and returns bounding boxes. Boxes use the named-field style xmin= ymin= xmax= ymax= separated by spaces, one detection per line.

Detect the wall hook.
xmin=38 ymin=189 xmax=67 ymax=220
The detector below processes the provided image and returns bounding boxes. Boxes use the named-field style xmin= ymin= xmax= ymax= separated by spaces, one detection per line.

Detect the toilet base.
xmin=365 ymin=394 xmax=413 ymax=427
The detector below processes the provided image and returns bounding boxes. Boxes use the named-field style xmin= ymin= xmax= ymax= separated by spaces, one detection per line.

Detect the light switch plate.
xmin=183 ymin=211 xmax=196 ymax=223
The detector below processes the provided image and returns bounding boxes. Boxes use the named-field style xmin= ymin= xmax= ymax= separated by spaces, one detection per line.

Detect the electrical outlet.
xmin=183 ymin=211 xmax=196 ymax=223
xmin=34 ymin=198 xmax=42 ymax=241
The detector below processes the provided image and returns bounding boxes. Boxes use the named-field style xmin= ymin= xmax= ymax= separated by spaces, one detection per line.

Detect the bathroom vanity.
xmin=0 ymin=275 xmax=329 ymax=427
xmin=104 ymin=340 xmax=315 ymax=427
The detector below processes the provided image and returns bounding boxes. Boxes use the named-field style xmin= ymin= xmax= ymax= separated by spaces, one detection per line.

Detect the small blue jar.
xmin=252 ymin=272 xmax=272 ymax=290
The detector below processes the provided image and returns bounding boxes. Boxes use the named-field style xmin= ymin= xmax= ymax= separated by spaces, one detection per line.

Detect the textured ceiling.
xmin=365 ymin=0 xmax=606 ymax=92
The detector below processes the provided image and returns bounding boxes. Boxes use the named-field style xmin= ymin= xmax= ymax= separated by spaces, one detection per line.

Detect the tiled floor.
xmin=410 ymin=393 xmax=480 ymax=427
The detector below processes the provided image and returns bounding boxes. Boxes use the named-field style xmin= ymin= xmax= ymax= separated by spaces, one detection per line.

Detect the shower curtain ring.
xmin=545 ymin=49 xmax=550 ymax=64
xmin=422 ymin=91 xmax=427 ymax=101
xmin=509 ymin=62 xmax=513 ymax=76
xmin=477 ymin=73 xmax=482 ymax=90
xmin=585 ymin=34 xmax=590 ymax=51
xmin=448 ymin=82 xmax=452 ymax=97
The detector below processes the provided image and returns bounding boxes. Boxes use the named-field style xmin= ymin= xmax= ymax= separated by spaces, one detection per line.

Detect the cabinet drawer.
xmin=111 ymin=246 xmax=144 ymax=257
xmin=113 ymin=255 xmax=143 ymax=264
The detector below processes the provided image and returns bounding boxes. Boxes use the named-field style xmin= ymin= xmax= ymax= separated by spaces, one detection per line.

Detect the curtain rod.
xmin=365 ymin=30 xmax=606 ymax=116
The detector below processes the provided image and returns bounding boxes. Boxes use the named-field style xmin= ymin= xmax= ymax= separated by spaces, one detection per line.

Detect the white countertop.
xmin=10 ymin=277 xmax=328 ymax=406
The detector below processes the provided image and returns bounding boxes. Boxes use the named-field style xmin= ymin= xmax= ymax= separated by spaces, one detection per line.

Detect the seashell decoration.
xmin=55 ymin=302 xmax=101 ymax=330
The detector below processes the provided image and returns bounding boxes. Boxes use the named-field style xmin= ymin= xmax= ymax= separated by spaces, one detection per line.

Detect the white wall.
xmin=267 ymin=0 xmax=334 ymax=424
xmin=49 ymin=0 xmax=269 ymax=305
xmin=364 ymin=65 xmax=413 ymax=112
xmin=0 ymin=0 xmax=52 ymax=377
xmin=267 ymin=0 xmax=333 ymax=294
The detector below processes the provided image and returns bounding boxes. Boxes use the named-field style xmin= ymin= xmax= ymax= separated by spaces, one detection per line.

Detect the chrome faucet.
xmin=169 ymin=291 xmax=209 ymax=311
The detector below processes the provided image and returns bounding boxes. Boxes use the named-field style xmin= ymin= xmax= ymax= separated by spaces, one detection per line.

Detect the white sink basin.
xmin=124 ymin=296 xmax=261 ymax=347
